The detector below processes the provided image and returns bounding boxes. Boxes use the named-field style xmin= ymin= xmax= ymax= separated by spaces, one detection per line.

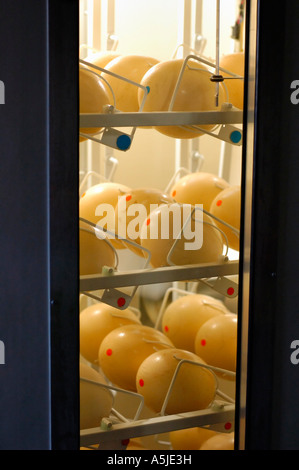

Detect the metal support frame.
xmin=80 ymin=404 xmax=235 ymax=448
xmin=80 ymin=109 xmax=243 ymax=128
xmin=80 ymin=259 xmax=239 ymax=291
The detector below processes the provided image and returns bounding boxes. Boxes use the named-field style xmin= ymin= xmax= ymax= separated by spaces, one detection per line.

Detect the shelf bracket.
xmin=199 ymin=275 xmax=239 ymax=298
xmin=81 ymin=286 xmax=138 ymax=310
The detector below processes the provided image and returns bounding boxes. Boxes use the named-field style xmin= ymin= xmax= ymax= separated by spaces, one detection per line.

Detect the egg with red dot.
xmin=114 ymin=187 xmax=175 ymax=258
xmin=98 ymin=324 xmax=174 ymax=391
xmin=136 ymin=348 xmax=217 ymax=415
xmin=161 ymin=293 xmax=229 ymax=353
xmin=194 ymin=313 xmax=238 ymax=378
xmin=169 ymin=172 xmax=230 ymax=211
xmin=140 ymin=203 xmax=224 ymax=268
xmin=209 ymin=185 xmax=241 ymax=252
xmin=79 ymin=302 xmax=141 ymax=365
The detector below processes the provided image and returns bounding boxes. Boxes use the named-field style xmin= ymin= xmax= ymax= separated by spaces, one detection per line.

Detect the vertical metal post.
xmin=236 ymin=0 xmax=257 ymax=451
xmin=93 ymin=0 xmax=102 ymax=51
xmin=175 ymin=0 xmax=193 ymax=172
xmin=192 ymin=0 xmax=204 ymax=172
xmin=107 ymin=0 xmax=117 ymax=50
xmin=105 ymin=0 xmax=116 ymax=179
xmin=215 ymin=0 xmax=220 ymax=107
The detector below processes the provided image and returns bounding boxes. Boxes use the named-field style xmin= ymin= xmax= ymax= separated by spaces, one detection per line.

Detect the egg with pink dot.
xmin=98 ymin=324 xmax=174 ymax=391
xmin=136 ymin=348 xmax=217 ymax=415
xmin=194 ymin=313 xmax=238 ymax=379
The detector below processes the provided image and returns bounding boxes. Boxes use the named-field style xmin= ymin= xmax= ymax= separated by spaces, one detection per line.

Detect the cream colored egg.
xmin=79 ymin=221 xmax=116 ymax=276
xmin=79 ymin=66 xmax=112 ymax=142
xmin=209 ymin=185 xmax=241 ymax=252
xmin=84 ymin=51 xmax=121 ymax=70
xmin=170 ymin=172 xmax=230 ymax=212
xmin=79 ymin=182 xmax=131 ymax=250
xmin=136 ymin=348 xmax=216 ymax=414
xmin=140 ymin=203 xmax=224 ymax=268
xmin=80 ymin=362 xmax=113 ymax=430
xmin=162 ymin=294 xmax=229 ymax=352
xmin=194 ymin=313 xmax=238 ymax=377
xmin=138 ymin=58 xmax=226 ymax=139
xmin=114 ymin=187 xmax=174 ymax=255
xmin=98 ymin=324 xmax=174 ymax=391
xmin=220 ymin=51 xmax=244 ymax=109
xmin=169 ymin=427 xmax=217 ymax=450
xmin=80 ymin=182 xmax=131 ymax=224
xmin=80 ymin=302 xmax=140 ymax=365
xmin=101 ymin=54 xmax=159 ymax=112
xmin=199 ymin=432 xmax=234 ymax=450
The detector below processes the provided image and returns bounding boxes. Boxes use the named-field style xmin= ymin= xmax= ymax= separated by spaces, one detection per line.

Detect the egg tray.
xmin=79 ymin=158 xmax=240 ymax=311
xmin=80 ymin=259 xmax=239 ymax=313
xmin=80 ymin=356 xmax=235 ymax=450
xmin=80 ymin=403 xmax=235 ymax=450
xmin=79 ymin=53 xmax=243 ymax=152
